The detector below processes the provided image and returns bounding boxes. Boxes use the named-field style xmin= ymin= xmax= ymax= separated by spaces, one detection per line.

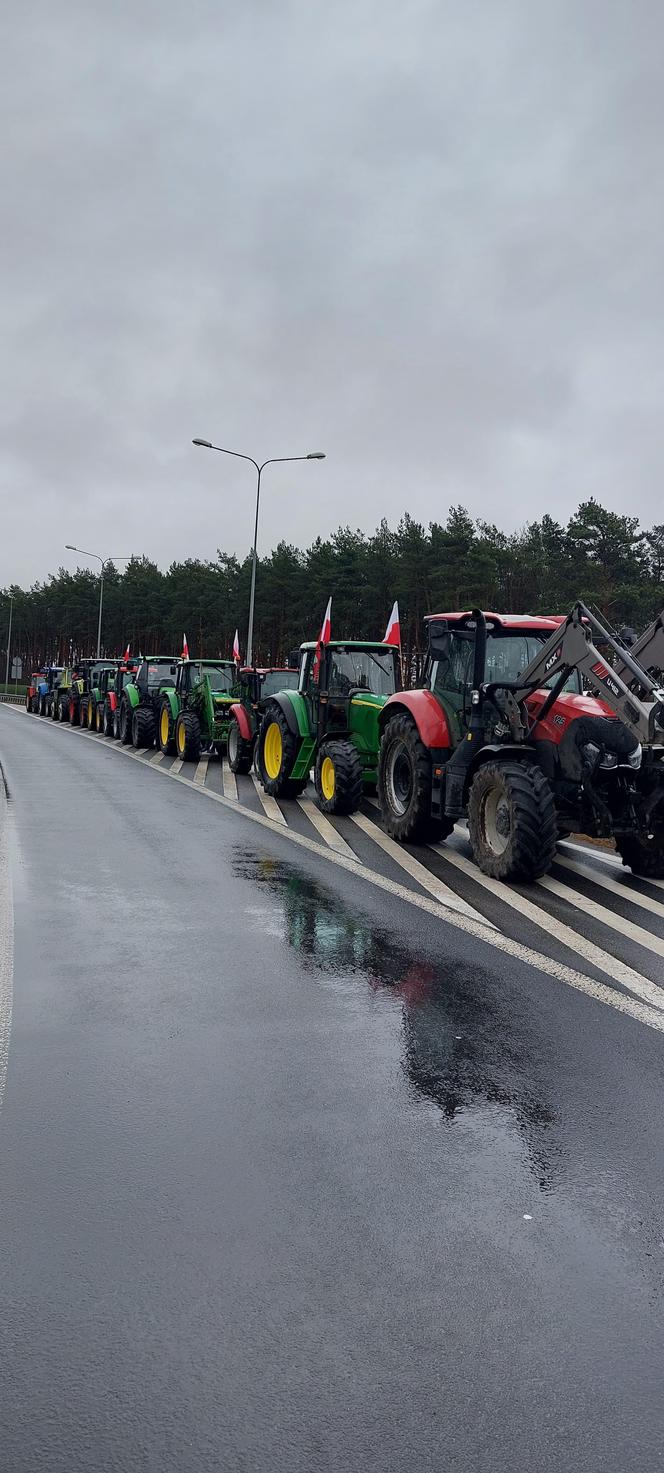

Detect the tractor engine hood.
xmin=526 ymin=691 xmax=641 ymax=778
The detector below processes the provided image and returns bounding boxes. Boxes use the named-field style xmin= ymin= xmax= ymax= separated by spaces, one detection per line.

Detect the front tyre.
xmin=132 ymin=708 xmax=156 ymax=749
xmin=378 ymin=713 xmax=450 ymax=843
xmin=158 ymin=701 xmax=177 ymax=755
xmin=314 ymin=739 xmax=363 ymax=815
xmin=119 ymin=701 xmax=133 ymax=745
xmin=467 ymin=760 xmax=557 ymax=880
xmin=227 ymin=717 xmax=253 ymax=774
xmin=175 ymin=711 xmax=201 ymax=762
xmin=256 ymin=706 xmax=306 ymax=798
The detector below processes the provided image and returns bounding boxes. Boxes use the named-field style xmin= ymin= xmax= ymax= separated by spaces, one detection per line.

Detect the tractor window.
xmin=197 ymin=664 xmax=235 ymax=692
xmin=147 ymin=663 xmax=177 ymax=688
xmin=261 ymin=671 xmax=299 ymax=698
xmin=299 ymin=652 xmax=315 ymax=694
xmin=328 ymin=649 xmax=397 ymax=696
xmin=432 ymin=632 xmax=580 ymax=695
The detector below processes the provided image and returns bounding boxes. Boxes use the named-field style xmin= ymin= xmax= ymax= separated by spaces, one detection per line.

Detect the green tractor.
xmin=226 ymin=663 xmax=300 ymax=774
xmin=157 ymin=659 xmax=238 ymax=761
xmin=255 ymin=640 xmax=402 ymax=812
xmin=117 ymin=656 xmax=178 ymax=747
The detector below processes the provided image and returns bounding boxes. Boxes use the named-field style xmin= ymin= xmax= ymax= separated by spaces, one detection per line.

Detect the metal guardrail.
xmin=0 ymin=694 xmax=24 ymax=705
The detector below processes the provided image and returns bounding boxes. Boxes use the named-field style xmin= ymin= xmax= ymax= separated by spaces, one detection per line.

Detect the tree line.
xmin=2 ymin=498 xmax=663 ymax=686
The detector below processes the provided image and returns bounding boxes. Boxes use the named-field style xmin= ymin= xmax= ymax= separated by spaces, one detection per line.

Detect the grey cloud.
xmin=2 ymin=0 xmax=664 ymax=587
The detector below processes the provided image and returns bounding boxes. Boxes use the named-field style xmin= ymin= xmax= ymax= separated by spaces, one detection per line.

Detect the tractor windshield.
xmin=197 ymin=664 xmax=235 ymax=693
xmin=147 ymin=663 xmax=177 ymax=687
xmin=328 ymin=649 xmax=397 ymax=697
xmin=432 ymin=631 xmax=580 ymax=695
xmin=260 ymin=671 xmax=299 ymax=698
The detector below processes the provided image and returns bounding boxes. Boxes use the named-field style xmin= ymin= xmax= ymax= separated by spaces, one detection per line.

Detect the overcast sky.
xmin=2 ymin=0 xmax=663 ymax=587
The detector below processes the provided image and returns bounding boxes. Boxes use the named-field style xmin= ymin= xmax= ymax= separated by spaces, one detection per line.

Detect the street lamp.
xmin=3 ymin=593 xmax=13 ymax=693
xmin=192 ymin=440 xmax=325 ymax=666
xmin=65 ymin=546 xmax=130 ymax=658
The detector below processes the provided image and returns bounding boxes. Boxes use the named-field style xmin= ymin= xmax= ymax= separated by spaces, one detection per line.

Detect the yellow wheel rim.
xmin=177 ymin=720 xmax=186 ymax=756
xmin=161 ymin=708 xmax=170 ymax=746
xmin=88 ymin=701 xmax=93 ymax=725
xmin=320 ymin=755 xmax=336 ymax=800
xmin=263 ymin=721 xmax=283 ymax=780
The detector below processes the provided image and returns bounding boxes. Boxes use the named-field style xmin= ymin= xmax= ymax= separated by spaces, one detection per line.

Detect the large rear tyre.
xmin=95 ymin=704 xmax=104 ymax=733
xmin=378 ymin=713 xmax=452 ymax=843
xmin=79 ymin=701 xmax=87 ymax=728
xmin=119 ymin=701 xmax=133 ymax=745
xmin=227 ymin=717 xmax=253 ymax=774
xmin=103 ymin=704 xmax=115 ymax=737
xmin=175 ymin=710 xmax=201 ymax=762
xmin=50 ymin=697 xmax=59 ymax=721
xmin=616 ymin=826 xmax=664 ymax=880
xmin=467 ymin=760 xmax=557 ymax=880
xmin=256 ymin=707 xmax=306 ymax=798
xmin=314 ymin=739 xmax=363 ymax=815
xmin=132 ymin=708 xmax=156 ymax=749
xmin=57 ymin=696 xmax=69 ymax=722
xmin=87 ymin=697 xmax=95 ymax=729
xmin=158 ymin=701 xmax=177 ymax=755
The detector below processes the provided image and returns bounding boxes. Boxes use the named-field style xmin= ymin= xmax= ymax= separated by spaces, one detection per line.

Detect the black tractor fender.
xmin=463 ymin=743 xmax=535 ymax=796
xmin=261 ymin=691 xmax=301 ymax=738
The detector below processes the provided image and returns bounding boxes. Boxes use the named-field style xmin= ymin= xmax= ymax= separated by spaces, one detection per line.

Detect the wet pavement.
xmin=1 ymin=705 xmax=664 ymax=1471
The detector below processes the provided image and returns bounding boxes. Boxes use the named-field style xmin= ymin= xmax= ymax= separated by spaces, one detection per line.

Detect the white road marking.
xmin=297 ymin=797 xmax=357 ymax=859
xmin=222 ymin=760 xmax=238 ymax=802
xmin=5 ymin=701 xmax=664 ymax=1034
xmin=193 ymin=755 xmax=209 ymax=786
xmin=433 ymin=841 xmax=664 ymax=1013
xmin=538 ymin=873 xmax=664 ymax=963
xmin=149 ymin=750 xmax=165 ymax=765
xmin=558 ymin=839 xmax=622 ymax=868
xmin=0 ymin=778 xmax=14 ymax=1115
xmin=554 ymin=854 xmax=664 ymax=923
xmin=170 ymin=757 xmax=184 ymax=775
xmin=251 ymin=773 xmax=287 ymax=825
xmin=352 ymin=811 xmax=495 ymax=928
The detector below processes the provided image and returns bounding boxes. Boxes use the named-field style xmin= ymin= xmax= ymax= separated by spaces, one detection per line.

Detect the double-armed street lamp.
xmin=192 ymin=439 xmax=325 ymax=667
xmin=64 ymin=546 xmax=130 ymax=658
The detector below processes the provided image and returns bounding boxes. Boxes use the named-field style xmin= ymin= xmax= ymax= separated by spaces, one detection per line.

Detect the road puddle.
xmin=233 ymin=846 xmax=559 ymax=1192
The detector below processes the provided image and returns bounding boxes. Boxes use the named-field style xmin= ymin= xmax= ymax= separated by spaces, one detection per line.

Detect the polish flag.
xmin=182 ymin=633 xmax=189 ymax=660
xmin=123 ymin=642 xmax=131 ymax=661
xmin=312 ymin=597 xmax=332 ymax=682
xmin=383 ymin=600 xmax=401 ymax=647
xmin=232 ymin=629 xmax=241 ymax=664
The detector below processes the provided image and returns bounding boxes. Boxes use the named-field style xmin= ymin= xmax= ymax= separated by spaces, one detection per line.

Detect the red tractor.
xmin=226 ymin=665 xmax=300 ymax=774
xmin=377 ymin=604 xmax=664 ymax=881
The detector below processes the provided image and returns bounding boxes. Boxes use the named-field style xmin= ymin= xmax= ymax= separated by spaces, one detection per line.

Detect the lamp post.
xmin=64 ymin=547 xmax=130 ymax=658
xmin=192 ymin=439 xmax=325 ymax=667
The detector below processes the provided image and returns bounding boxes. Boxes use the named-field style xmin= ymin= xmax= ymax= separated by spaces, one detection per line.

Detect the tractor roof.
xmin=426 ymin=612 xmax=565 ymax=633
xmin=299 ymin=640 xmax=396 ymax=652
xmin=240 ymin=665 xmax=298 ymax=676
xmin=178 ymin=657 xmax=236 ymax=668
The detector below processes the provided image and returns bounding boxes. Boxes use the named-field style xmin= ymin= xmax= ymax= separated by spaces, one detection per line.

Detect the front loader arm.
xmin=506 ymin=603 xmax=664 ymax=746
xmin=614 ymin=612 xmax=664 ymax=688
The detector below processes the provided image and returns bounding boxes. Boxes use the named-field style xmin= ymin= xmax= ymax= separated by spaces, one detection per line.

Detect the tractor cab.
xmin=425 ymin=613 xmax=582 ymax=746
xmin=175 ymin=659 xmax=236 ymax=707
xmin=298 ymin=640 xmax=401 ymax=741
xmin=238 ymin=665 xmax=299 ymax=710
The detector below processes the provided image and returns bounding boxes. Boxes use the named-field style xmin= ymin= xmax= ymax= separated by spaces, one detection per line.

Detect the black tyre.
xmin=57 ymin=696 xmax=69 ymax=722
xmin=69 ymin=698 xmax=78 ymax=726
xmin=256 ymin=706 xmax=306 ymax=798
xmin=103 ymin=704 xmax=114 ymax=737
xmin=79 ymin=701 xmax=87 ymax=728
xmin=112 ymin=707 xmax=121 ymax=740
xmin=227 ymin=717 xmax=253 ymax=774
xmin=314 ymin=739 xmax=364 ymax=815
xmin=87 ymin=697 xmax=95 ymax=729
xmin=616 ymin=826 xmax=664 ymax=880
xmin=467 ymin=759 xmax=557 ymax=880
xmin=95 ymin=704 xmax=104 ymax=733
xmin=378 ymin=713 xmax=453 ymax=843
xmin=175 ymin=710 xmax=201 ymax=762
xmin=132 ymin=707 xmax=156 ymax=749
xmin=119 ymin=701 xmax=133 ymax=745
xmin=158 ymin=700 xmax=177 ymax=755
xmin=50 ymin=696 xmax=59 ymax=720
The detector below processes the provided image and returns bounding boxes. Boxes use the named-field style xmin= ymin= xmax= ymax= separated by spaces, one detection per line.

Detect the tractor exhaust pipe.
xmin=443 ymin=610 xmax=487 ymax=819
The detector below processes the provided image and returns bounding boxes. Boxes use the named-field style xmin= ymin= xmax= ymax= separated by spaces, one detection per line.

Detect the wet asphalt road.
xmin=1 ymin=705 xmax=664 ymax=1472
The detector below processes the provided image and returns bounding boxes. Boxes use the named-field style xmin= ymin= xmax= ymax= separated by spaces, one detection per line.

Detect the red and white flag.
xmin=232 ymin=629 xmax=241 ymax=664
xmin=383 ymin=600 xmax=401 ymax=647
xmin=182 ymin=633 xmax=189 ymax=660
xmin=312 ymin=597 xmax=332 ymax=682
xmin=123 ymin=642 xmax=131 ymax=661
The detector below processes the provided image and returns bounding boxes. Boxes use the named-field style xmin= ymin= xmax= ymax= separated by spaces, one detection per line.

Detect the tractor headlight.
xmin=625 ymin=743 xmax=642 ymax=770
